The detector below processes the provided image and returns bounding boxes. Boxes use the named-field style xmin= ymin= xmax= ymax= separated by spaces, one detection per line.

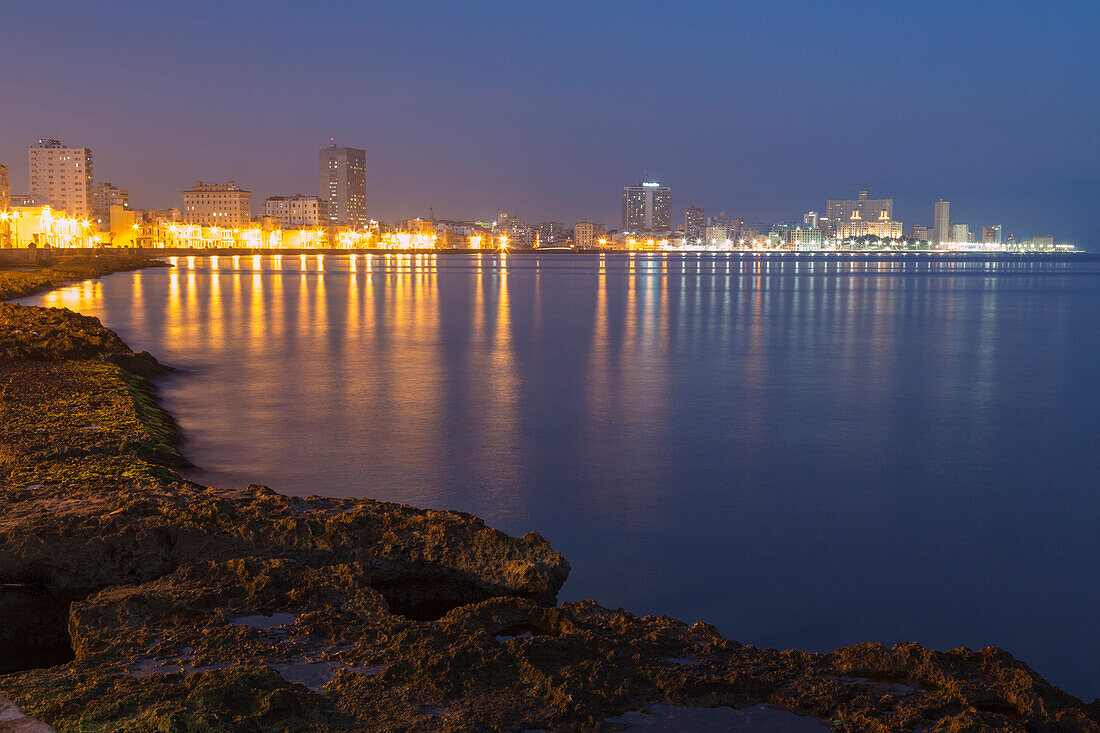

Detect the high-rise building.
xmin=92 ymin=182 xmax=129 ymax=215
xmin=951 ymin=223 xmax=971 ymax=243
xmin=933 ymin=200 xmax=950 ymax=245
xmin=982 ymin=225 xmax=1003 ymax=244
xmin=319 ymin=142 xmax=366 ymax=228
xmin=28 ymin=139 xmax=93 ymax=217
xmin=804 ymin=211 xmax=819 ymax=228
xmin=622 ymin=181 xmax=671 ymax=231
xmin=573 ymin=220 xmax=595 ymax=249
xmin=825 ymin=188 xmax=892 ymax=236
xmin=263 ymin=195 xmax=329 ymax=227
xmin=683 ymin=205 xmax=705 ymax=238
xmin=182 ymin=181 xmax=252 ymax=227
xmin=0 ymin=163 xmax=9 ymax=212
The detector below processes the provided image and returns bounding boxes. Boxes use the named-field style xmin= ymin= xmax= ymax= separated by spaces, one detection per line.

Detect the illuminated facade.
xmin=621 ymin=181 xmax=671 ymax=231
xmin=836 ymin=210 xmax=903 ymax=239
xmin=263 ymin=195 xmax=329 ymax=227
xmin=825 ymin=188 xmax=892 ymax=237
xmin=319 ymin=143 xmax=366 ymax=228
xmin=982 ymin=225 xmax=1003 ymax=244
xmin=951 ymin=223 xmax=971 ymax=243
xmin=3 ymin=206 xmax=100 ymax=248
xmin=0 ymin=164 xmax=8 ymax=213
xmin=28 ymin=139 xmax=93 ymax=218
xmin=910 ymin=224 xmax=933 ymax=241
xmin=933 ymin=199 xmax=950 ymax=245
xmin=573 ymin=220 xmax=595 ymax=249
xmin=683 ymin=205 xmax=705 ymax=238
xmin=182 ymin=181 xmax=252 ymax=227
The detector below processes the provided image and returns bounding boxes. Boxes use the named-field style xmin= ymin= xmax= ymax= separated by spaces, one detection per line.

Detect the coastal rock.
xmin=0 ymin=302 xmax=164 ymax=371
xmin=0 ymin=482 xmax=569 ymax=611
xmin=2 ymin=556 xmax=1097 ymax=731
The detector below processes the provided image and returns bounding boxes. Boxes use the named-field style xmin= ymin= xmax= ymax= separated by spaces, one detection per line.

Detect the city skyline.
xmin=1 ymin=1 xmax=1097 ymax=247
xmin=0 ymin=134 xmax=1064 ymax=247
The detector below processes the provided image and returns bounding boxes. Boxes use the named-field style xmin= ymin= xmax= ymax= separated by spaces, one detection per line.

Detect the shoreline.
xmin=8 ymin=246 xmax=1090 ymax=259
xmin=1 ymin=259 xmax=1097 ymax=731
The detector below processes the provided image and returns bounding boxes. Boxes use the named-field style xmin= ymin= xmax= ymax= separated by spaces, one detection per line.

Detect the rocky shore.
xmin=1 ymin=257 xmax=1098 ymax=731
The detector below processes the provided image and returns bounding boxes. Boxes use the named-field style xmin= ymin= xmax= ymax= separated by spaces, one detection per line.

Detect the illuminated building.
xmin=621 ymin=181 xmax=670 ymax=231
xmin=825 ymin=188 xmax=892 ymax=237
xmin=319 ymin=142 xmax=366 ymax=228
xmin=0 ymin=164 xmax=8 ymax=212
xmin=982 ymin=225 xmax=1003 ymax=244
xmin=772 ymin=223 xmax=823 ymax=248
xmin=683 ymin=205 xmax=705 ymax=238
xmin=910 ymin=224 xmax=933 ymax=241
xmin=535 ymin=221 xmax=566 ymax=247
xmin=263 ymin=195 xmax=329 ymax=227
xmin=836 ymin=209 xmax=903 ymax=240
xmin=3 ymin=205 xmax=101 ymax=248
xmin=951 ymin=223 xmax=971 ymax=243
xmin=182 ymin=181 xmax=252 ymax=227
xmin=933 ymin=199 xmax=950 ymax=245
xmin=573 ymin=220 xmax=595 ymax=249
xmin=804 ymin=211 xmax=819 ymax=228
xmin=705 ymin=223 xmax=729 ymax=246
xmin=402 ymin=217 xmax=436 ymax=236
xmin=28 ymin=139 xmax=93 ymax=217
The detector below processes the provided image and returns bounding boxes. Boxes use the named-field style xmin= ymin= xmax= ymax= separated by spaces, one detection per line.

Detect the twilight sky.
xmin=2 ymin=0 xmax=1097 ymax=246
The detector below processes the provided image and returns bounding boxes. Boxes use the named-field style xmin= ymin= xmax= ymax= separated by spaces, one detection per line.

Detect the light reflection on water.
xmin=21 ymin=253 xmax=1100 ymax=699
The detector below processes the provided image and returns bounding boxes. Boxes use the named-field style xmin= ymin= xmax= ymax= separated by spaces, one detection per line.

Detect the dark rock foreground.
xmin=1 ymin=261 xmax=1098 ymax=731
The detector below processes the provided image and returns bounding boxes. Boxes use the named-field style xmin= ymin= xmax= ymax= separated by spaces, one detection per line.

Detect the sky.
xmin=1 ymin=0 xmax=1098 ymax=246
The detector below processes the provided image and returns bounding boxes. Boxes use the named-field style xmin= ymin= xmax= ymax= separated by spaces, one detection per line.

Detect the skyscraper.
xmin=933 ymin=199 xmax=950 ymax=245
xmin=621 ymin=181 xmax=671 ymax=231
xmin=982 ymin=225 xmax=1003 ymax=244
xmin=0 ymin=163 xmax=9 ymax=213
xmin=319 ymin=142 xmax=366 ymax=228
xmin=28 ymin=139 xmax=93 ymax=217
xmin=683 ymin=205 xmax=705 ymax=238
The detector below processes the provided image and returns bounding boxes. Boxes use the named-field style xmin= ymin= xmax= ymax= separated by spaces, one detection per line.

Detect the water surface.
xmin=21 ymin=253 xmax=1100 ymax=698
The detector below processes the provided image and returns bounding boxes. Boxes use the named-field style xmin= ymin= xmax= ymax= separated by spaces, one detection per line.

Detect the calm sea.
xmin=20 ymin=253 xmax=1100 ymax=699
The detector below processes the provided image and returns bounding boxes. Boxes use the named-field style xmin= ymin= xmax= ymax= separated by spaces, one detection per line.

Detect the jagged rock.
xmin=0 ymin=482 xmax=568 ymax=611
xmin=2 ymin=557 xmax=1096 ymax=731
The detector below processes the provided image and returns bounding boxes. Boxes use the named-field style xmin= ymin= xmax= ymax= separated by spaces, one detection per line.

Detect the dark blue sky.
xmin=2 ymin=0 xmax=1097 ymax=245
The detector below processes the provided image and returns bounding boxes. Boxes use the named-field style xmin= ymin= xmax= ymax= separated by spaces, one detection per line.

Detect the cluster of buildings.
xmin=0 ymin=139 xmax=379 ymax=250
xmin=0 ymin=138 xmax=1074 ymax=252
xmin=665 ymin=187 xmax=1069 ymax=253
